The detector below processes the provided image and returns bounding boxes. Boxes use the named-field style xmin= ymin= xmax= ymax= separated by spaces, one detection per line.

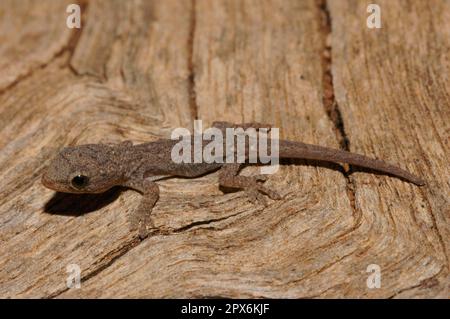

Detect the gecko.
xmin=42 ymin=121 xmax=425 ymax=238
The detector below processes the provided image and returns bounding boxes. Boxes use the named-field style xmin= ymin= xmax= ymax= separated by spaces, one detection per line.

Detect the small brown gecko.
xmin=42 ymin=121 xmax=425 ymax=237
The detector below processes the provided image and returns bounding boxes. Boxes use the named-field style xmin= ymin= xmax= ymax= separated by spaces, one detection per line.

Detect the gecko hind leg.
xmin=124 ymin=179 xmax=160 ymax=239
xmin=218 ymin=164 xmax=282 ymax=206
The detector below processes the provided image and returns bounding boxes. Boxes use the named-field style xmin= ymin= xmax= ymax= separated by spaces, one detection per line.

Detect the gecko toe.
xmin=253 ymin=174 xmax=269 ymax=182
xmin=245 ymin=187 xmax=269 ymax=206
xmin=255 ymin=183 xmax=282 ymax=200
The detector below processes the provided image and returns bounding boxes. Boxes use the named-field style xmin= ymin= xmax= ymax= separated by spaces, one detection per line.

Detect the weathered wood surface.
xmin=0 ymin=0 xmax=448 ymax=298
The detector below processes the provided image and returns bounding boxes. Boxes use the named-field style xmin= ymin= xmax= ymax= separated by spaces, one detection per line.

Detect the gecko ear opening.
xmin=71 ymin=174 xmax=90 ymax=189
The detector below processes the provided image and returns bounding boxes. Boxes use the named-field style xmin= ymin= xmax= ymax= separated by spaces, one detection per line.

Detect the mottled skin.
xmin=42 ymin=121 xmax=425 ymax=238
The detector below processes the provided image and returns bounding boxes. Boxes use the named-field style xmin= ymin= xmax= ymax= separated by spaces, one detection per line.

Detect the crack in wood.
xmin=171 ymin=209 xmax=249 ymax=233
xmin=418 ymin=187 xmax=450 ymax=266
xmin=387 ymin=267 xmax=446 ymax=298
xmin=317 ymin=0 xmax=358 ymax=221
xmin=49 ymin=237 xmax=141 ymax=298
xmin=188 ymin=0 xmax=198 ymax=122
xmin=50 ymin=207 xmax=248 ymax=298
xmin=318 ymin=0 xmax=349 ymax=152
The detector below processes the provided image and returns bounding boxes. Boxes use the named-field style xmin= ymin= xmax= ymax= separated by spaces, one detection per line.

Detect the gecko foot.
xmin=244 ymin=179 xmax=282 ymax=206
xmin=245 ymin=187 xmax=269 ymax=205
xmin=138 ymin=219 xmax=154 ymax=239
xmin=129 ymin=206 xmax=156 ymax=239
xmin=220 ymin=174 xmax=282 ymax=206
xmin=219 ymin=164 xmax=282 ymax=206
xmin=125 ymin=180 xmax=159 ymax=239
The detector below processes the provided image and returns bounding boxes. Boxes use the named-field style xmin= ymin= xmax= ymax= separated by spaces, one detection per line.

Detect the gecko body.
xmin=42 ymin=122 xmax=425 ymax=237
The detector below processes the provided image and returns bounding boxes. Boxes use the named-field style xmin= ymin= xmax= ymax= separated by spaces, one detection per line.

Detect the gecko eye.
xmin=71 ymin=175 xmax=89 ymax=189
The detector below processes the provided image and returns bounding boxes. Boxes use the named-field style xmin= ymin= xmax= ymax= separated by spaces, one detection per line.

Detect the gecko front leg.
xmin=218 ymin=163 xmax=282 ymax=205
xmin=123 ymin=179 xmax=159 ymax=239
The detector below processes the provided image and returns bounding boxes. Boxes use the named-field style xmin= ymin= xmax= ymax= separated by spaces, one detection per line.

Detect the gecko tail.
xmin=278 ymin=140 xmax=425 ymax=186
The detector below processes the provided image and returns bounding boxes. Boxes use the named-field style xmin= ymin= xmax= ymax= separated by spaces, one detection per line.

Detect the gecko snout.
xmin=41 ymin=173 xmax=51 ymax=188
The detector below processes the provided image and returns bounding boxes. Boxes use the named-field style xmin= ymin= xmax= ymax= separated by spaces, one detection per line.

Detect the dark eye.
xmin=71 ymin=175 xmax=89 ymax=189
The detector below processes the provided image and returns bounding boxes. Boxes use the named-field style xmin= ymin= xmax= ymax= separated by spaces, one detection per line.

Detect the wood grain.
xmin=0 ymin=0 xmax=73 ymax=91
xmin=0 ymin=0 xmax=448 ymax=298
xmin=328 ymin=0 xmax=449 ymax=297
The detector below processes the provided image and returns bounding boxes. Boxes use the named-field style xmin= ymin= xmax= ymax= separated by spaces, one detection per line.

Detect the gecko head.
xmin=42 ymin=144 xmax=122 ymax=194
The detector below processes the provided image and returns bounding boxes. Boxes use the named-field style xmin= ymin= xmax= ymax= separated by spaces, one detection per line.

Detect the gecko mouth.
xmin=41 ymin=173 xmax=61 ymax=191
xmin=41 ymin=173 xmax=52 ymax=189
xmin=41 ymin=174 xmax=76 ymax=193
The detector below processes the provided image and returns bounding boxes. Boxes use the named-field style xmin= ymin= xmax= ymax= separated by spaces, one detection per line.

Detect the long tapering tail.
xmin=277 ymin=140 xmax=425 ymax=186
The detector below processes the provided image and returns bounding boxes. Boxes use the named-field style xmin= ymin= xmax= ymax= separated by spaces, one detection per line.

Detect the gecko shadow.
xmin=43 ymin=186 xmax=124 ymax=216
